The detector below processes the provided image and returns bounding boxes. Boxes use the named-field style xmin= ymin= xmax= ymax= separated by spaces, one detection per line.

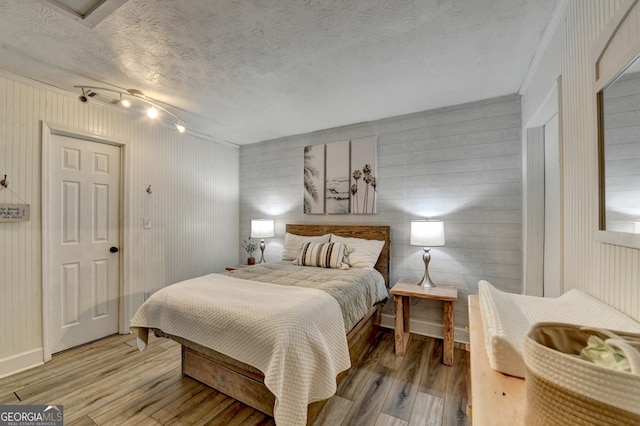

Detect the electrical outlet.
xmin=143 ymin=217 xmax=152 ymax=229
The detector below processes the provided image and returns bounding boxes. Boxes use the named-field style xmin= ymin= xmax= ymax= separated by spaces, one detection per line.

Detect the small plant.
xmin=242 ymin=238 xmax=258 ymax=256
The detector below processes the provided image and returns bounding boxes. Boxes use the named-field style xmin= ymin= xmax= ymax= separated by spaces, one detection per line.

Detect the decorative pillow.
xmin=329 ymin=235 xmax=384 ymax=270
xmin=294 ymin=242 xmax=350 ymax=269
xmin=281 ymin=232 xmax=330 ymax=261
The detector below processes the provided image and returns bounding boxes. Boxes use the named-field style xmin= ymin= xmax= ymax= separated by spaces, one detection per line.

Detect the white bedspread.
xmin=479 ymin=280 xmax=640 ymax=378
xmin=130 ymin=273 xmax=351 ymax=426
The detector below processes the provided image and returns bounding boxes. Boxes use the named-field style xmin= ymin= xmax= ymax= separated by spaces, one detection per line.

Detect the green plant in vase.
xmin=242 ymin=238 xmax=258 ymax=265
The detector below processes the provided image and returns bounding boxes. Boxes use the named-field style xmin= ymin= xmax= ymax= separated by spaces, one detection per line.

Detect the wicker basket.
xmin=524 ymin=322 xmax=640 ymax=426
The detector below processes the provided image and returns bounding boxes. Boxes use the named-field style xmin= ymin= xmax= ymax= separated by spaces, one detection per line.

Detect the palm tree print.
xmin=304 ymin=145 xmax=320 ymax=213
xmin=351 ymin=164 xmax=376 ymax=214
xmin=351 ymin=169 xmax=362 ymax=213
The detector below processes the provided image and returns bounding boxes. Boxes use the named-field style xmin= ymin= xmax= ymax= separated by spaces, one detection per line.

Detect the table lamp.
xmin=410 ymin=220 xmax=445 ymax=287
xmin=251 ymin=219 xmax=275 ymax=263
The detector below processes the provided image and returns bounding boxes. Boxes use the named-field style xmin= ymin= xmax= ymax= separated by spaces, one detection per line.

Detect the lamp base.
xmin=417 ymin=248 xmax=437 ymax=288
xmin=417 ymin=274 xmax=437 ymax=288
xmin=258 ymin=239 xmax=266 ymax=263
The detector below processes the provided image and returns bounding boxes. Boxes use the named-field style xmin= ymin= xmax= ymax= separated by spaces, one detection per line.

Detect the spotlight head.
xmin=175 ymin=122 xmax=186 ymax=133
xmin=147 ymin=106 xmax=159 ymax=119
xmin=77 ymin=88 xmax=95 ymax=103
xmin=120 ymin=98 xmax=131 ymax=108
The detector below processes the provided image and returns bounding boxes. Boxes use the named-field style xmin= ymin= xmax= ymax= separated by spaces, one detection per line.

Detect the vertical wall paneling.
xmin=524 ymin=127 xmax=545 ymax=296
xmin=239 ymin=95 xmax=523 ymax=343
xmin=0 ymin=72 xmax=239 ymax=377
xmin=522 ymin=78 xmax=564 ymax=297
xmin=522 ymin=0 xmax=640 ymax=322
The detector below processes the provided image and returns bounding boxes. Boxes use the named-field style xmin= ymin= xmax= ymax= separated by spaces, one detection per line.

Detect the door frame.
xmin=522 ymin=77 xmax=564 ymax=297
xmin=41 ymin=122 xmax=130 ymax=361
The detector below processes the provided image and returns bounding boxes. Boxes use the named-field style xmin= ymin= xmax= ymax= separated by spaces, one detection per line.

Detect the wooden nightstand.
xmin=390 ymin=278 xmax=458 ymax=365
xmin=224 ymin=264 xmax=254 ymax=271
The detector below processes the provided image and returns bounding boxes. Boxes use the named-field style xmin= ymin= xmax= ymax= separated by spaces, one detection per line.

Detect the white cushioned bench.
xmin=478 ymin=280 xmax=640 ymax=378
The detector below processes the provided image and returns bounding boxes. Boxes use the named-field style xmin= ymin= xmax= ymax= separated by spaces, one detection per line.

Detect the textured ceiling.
xmin=0 ymin=0 xmax=558 ymax=145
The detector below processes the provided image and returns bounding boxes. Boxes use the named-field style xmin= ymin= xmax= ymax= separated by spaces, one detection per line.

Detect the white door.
xmin=543 ymin=113 xmax=561 ymax=297
xmin=47 ymin=134 xmax=121 ymax=353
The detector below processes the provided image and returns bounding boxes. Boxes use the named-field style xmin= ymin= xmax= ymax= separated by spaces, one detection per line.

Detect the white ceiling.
xmin=0 ymin=0 xmax=558 ymax=145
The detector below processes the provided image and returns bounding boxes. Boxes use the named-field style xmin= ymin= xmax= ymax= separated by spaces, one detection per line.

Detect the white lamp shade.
xmin=250 ymin=219 xmax=275 ymax=239
xmin=410 ymin=220 xmax=445 ymax=247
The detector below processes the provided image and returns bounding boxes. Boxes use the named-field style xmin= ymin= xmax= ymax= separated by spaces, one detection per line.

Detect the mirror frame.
xmin=594 ymin=0 xmax=640 ymax=249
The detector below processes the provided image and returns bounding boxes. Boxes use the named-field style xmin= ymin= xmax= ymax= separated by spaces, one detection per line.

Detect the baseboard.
xmin=0 ymin=348 xmax=44 ymax=379
xmin=380 ymin=313 xmax=470 ymax=344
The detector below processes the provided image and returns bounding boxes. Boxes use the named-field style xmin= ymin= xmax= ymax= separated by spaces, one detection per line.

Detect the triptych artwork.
xmin=303 ymin=136 xmax=377 ymax=214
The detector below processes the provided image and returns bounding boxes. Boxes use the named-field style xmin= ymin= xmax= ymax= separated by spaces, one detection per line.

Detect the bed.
xmin=130 ymin=224 xmax=391 ymax=426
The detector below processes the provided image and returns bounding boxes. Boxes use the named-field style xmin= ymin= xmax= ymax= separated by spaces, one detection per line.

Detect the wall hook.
xmin=146 ymin=185 xmax=152 ymax=195
xmin=0 ymin=175 xmax=8 ymax=189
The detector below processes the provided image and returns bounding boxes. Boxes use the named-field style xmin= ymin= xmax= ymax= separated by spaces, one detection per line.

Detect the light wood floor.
xmin=0 ymin=329 xmax=470 ymax=425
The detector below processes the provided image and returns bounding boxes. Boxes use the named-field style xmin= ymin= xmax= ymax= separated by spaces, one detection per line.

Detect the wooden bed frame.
xmin=180 ymin=224 xmax=391 ymax=425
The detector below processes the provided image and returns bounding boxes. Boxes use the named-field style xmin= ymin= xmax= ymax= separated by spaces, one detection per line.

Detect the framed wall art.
xmin=326 ymin=140 xmax=350 ymax=214
xmin=303 ymin=136 xmax=377 ymax=215
xmin=303 ymin=144 xmax=325 ymax=214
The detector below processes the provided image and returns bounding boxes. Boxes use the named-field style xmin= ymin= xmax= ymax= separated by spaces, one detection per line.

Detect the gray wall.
xmin=239 ymin=94 xmax=522 ymax=341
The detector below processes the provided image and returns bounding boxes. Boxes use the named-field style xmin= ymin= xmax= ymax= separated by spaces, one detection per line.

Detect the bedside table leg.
xmin=394 ymin=295 xmax=411 ymax=355
xmin=443 ymin=300 xmax=454 ymax=365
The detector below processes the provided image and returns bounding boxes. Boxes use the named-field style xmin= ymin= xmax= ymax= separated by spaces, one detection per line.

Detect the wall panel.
xmin=522 ymin=0 xmax=640 ymax=322
xmin=0 ymin=72 xmax=239 ymax=377
xmin=239 ymin=95 xmax=522 ymax=342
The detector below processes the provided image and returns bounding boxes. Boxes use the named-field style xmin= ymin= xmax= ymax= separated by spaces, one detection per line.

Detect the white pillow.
xmin=281 ymin=232 xmax=330 ymax=261
xmin=330 ymin=234 xmax=385 ymax=269
xmin=293 ymin=242 xmax=350 ymax=269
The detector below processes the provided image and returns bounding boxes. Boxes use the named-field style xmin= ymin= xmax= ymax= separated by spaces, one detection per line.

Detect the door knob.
xmin=110 ymin=246 xmax=119 ymax=253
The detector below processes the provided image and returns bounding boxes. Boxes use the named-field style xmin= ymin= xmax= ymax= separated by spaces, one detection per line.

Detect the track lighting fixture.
xmin=146 ymin=106 xmax=158 ymax=119
xmin=119 ymin=94 xmax=131 ymax=108
xmin=74 ymin=85 xmax=187 ymax=134
xmin=78 ymin=87 xmax=96 ymax=103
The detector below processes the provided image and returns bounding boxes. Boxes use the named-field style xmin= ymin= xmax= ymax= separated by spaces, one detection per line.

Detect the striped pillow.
xmin=294 ymin=242 xmax=350 ymax=269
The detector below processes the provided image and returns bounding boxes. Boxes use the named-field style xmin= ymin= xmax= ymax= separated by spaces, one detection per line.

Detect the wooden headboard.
xmin=285 ymin=224 xmax=391 ymax=287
